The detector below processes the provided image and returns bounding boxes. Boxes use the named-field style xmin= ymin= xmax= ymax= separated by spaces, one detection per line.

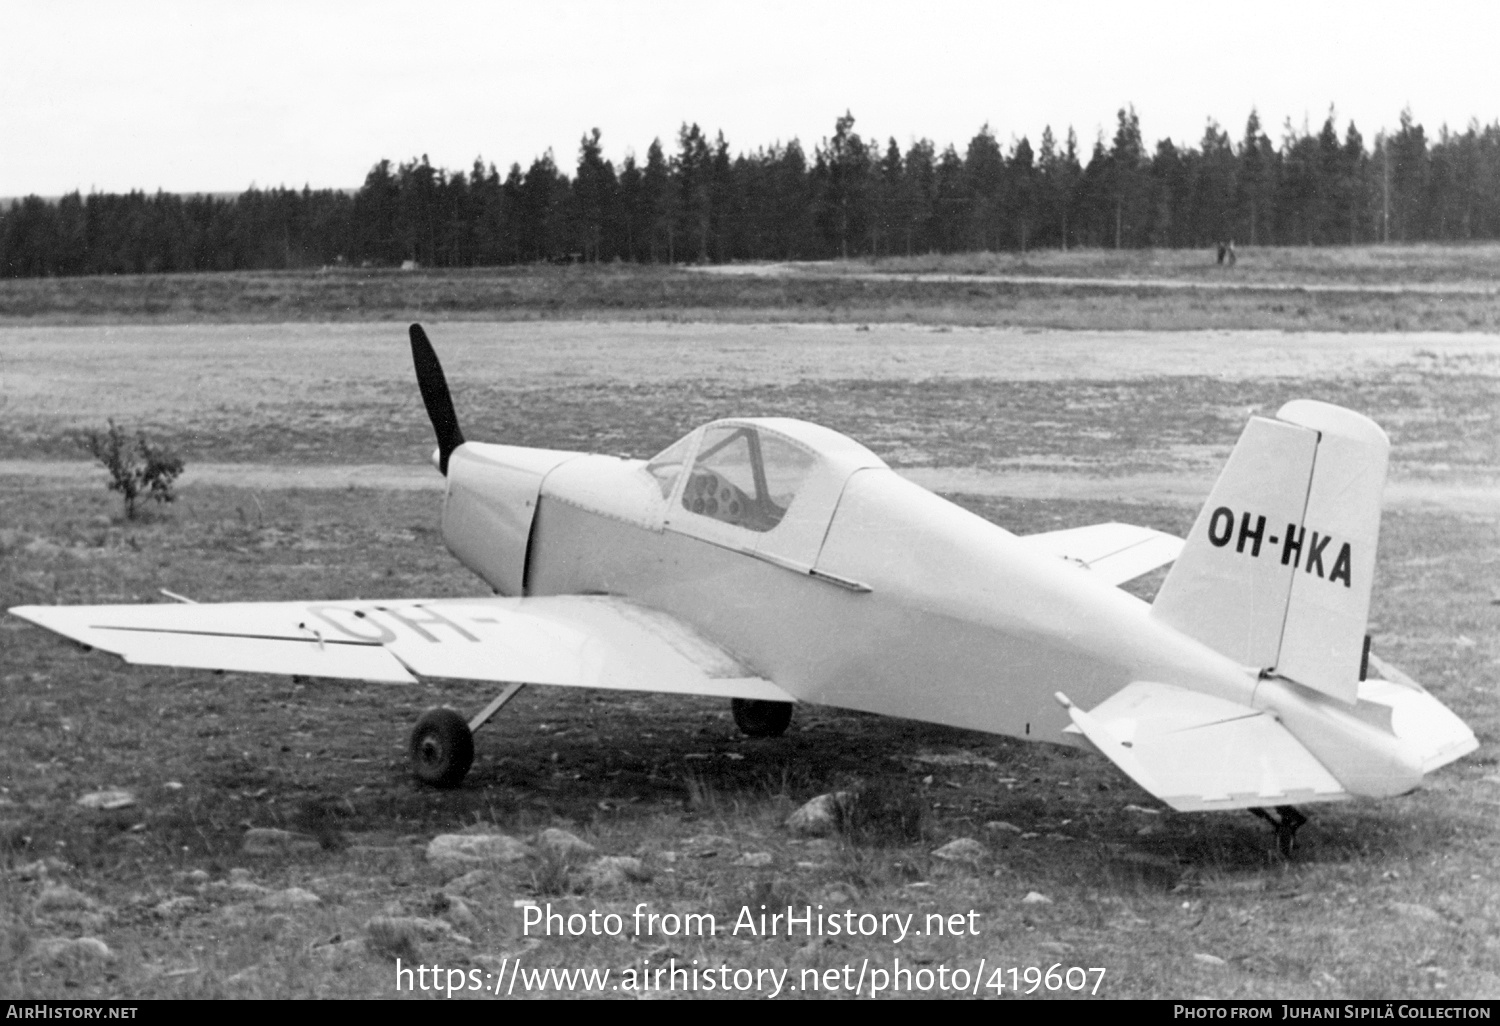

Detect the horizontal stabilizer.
xmin=1023 ymin=522 xmax=1184 ymax=586
xmin=1359 ymin=665 xmax=1478 ymax=774
xmin=9 ymin=596 xmax=793 ymax=702
xmin=1059 ymin=681 xmax=1347 ymax=812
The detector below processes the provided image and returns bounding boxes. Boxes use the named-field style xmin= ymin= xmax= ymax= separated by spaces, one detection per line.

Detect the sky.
xmin=4 ymin=0 xmax=1500 ymax=197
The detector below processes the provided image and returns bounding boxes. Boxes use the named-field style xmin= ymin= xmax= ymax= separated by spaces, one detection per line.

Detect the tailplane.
xmin=1150 ymin=400 xmax=1388 ymax=704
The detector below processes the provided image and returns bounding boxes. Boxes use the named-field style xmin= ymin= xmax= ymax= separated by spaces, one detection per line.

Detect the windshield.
xmin=681 ymin=425 xmax=816 ymax=532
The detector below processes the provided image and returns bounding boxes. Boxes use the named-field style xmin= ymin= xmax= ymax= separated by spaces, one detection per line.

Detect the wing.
xmin=1058 ymin=681 xmax=1348 ymax=811
xmin=1023 ymin=522 xmax=1184 ymax=586
xmin=8 ymin=595 xmax=793 ymax=703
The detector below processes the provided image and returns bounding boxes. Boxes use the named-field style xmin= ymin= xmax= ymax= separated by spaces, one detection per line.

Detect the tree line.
xmin=5 ymin=107 xmax=1500 ymax=277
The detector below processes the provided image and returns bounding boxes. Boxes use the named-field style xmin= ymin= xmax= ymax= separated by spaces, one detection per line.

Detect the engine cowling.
xmin=441 ymin=442 xmax=582 ymax=595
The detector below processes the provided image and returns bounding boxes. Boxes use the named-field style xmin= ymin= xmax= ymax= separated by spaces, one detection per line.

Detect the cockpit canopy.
xmin=651 ymin=424 xmax=816 ymax=532
xmin=646 ymin=418 xmax=888 ymax=564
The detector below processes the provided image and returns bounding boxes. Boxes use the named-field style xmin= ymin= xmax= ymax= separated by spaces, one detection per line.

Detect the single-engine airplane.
xmin=10 ymin=325 xmax=1478 ymax=852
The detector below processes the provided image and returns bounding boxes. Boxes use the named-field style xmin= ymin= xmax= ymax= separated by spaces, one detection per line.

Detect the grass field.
xmin=2 ymin=243 xmax=1500 ymax=332
xmin=2 ymin=251 xmax=1499 ymax=999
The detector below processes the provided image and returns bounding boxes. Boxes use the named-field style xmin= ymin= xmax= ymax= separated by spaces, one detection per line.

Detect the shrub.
xmin=80 ymin=420 xmax=184 ymax=520
xmin=837 ymin=779 xmax=928 ymax=846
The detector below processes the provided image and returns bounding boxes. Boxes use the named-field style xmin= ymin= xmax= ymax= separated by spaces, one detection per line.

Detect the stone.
xmin=536 ymin=828 xmax=596 ymax=857
xmin=1390 ymin=902 xmax=1445 ymax=924
xmin=258 ymin=887 xmax=322 ymax=910
xmin=734 ymin=851 xmax=774 ymax=868
xmin=438 ymin=895 xmax=481 ymax=934
xmin=1193 ymin=953 xmax=1227 ymax=966
xmin=425 ymin=833 xmax=532 ymax=873
xmin=365 ymin=915 xmax=471 ymax=947
xmin=310 ymin=938 xmax=367 ymax=962
xmin=443 ymin=869 xmax=492 ymax=895
xmin=242 ymin=827 xmax=321 ymax=855
xmin=932 ymin=838 xmax=986 ymax=863
xmin=76 ymin=789 xmax=135 ymax=811
xmin=10 ymin=857 xmax=72 ymax=882
xmin=784 ymin=794 xmax=848 ymax=837
xmin=1021 ymin=891 xmax=1053 ymax=905
xmin=582 ymin=856 xmax=651 ymax=889
xmin=983 ymin=821 xmax=1023 ymax=834
xmin=31 ymin=937 xmax=112 ymax=963
xmin=152 ymin=896 xmax=197 ymax=918
xmin=34 ymin=884 xmax=96 ymax=913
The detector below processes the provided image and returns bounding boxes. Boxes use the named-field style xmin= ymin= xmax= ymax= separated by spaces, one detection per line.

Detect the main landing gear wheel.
xmin=1249 ymin=805 xmax=1308 ymax=856
xmin=409 ymin=707 xmax=474 ymax=787
xmin=731 ymin=698 xmax=793 ymax=738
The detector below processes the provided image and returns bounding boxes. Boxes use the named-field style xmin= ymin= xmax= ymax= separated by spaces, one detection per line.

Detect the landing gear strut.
xmin=1249 ymin=805 xmax=1308 ymax=856
xmin=408 ymin=683 xmax=526 ymax=788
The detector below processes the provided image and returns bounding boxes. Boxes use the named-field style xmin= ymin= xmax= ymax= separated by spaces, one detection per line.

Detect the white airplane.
xmin=10 ymin=325 xmax=1477 ymax=853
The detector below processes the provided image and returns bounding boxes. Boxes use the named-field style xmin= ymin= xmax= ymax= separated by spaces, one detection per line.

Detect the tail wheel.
xmin=731 ymin=698 xmax=793 ymax=738
xmin=409 ymin=707 xmax=474 ymax=787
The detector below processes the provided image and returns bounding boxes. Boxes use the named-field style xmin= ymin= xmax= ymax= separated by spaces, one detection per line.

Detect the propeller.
xmin=409 ymin=323 xmax=465 ymax=475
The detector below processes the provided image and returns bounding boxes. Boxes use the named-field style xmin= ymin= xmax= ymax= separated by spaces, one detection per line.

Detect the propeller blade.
xmin=409 ymin=323 xmax=465 ymax=475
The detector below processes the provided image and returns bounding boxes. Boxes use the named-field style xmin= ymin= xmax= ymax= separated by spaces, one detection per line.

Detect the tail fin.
xmin=1150 ymin=400 xmax=1389 ymax=704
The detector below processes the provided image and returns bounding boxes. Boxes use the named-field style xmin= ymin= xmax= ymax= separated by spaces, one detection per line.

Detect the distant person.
xmin=1226 ymin=240 xmax=1237 ymax=267
xmin=1216 ymin=242 xmax=1227 ymax=265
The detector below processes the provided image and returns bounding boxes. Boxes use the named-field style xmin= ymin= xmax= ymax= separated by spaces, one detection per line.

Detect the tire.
xmin=409 ymin=707 xmax=474 ymax=787
xmin=731 ymin=698 xmax=792 ymax=738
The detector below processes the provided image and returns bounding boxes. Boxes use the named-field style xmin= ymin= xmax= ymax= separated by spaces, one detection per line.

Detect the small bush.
xmin=80 ymin=420 xmax=184 ymax=520
xmin=528 ymin=847 xmax=580 ymax=896
xmin=837 ymin=779 xmax=928 ymax=846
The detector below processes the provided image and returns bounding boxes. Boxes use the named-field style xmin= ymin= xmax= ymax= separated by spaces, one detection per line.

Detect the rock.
xmin=1038 ymin=941 xmax=1074 ymax=954
xmin=208 ymin=878 xmax=270 ymax=899
xmin=681 ymin=834 xmax=736 ymax=855
xmin=31 ymin=937 xmax=112 ymax=963
xmin=76 ymin=789 xmax=136 ymax=810
xmin=734 ymin=852 xmax=774 ymax=868
xmin=310 ymin=937 xmax=367 ymax=962
xmin=785 ymin=794 xmax=848 ymax=837
xmin=438 ymin=895 xmax=481 ymax=934
xmin=242 ymin=827 xmax=321 ymax=855
xmin=365 ymin=915 xmax=471 ymax=947
xmin=258 ymin=887 xmax=322 ymax=910
xmin=425 ymin=833 xmax=532 ymax=873
xmin=1021 ymin=891 xmax=1053 ymax=905
xmin=152 ymin=896 xmax=197 ymax=918
xmin=225 ymin=965 xmax=267 ymax=986
xmin=11 ymin=857 xmax=72 ymax=882
xmin=536 ymin=828 xmax=596 ymax=857
xmin=443 ymin=869 xmax=492 ymax=895
xmin=1193 ymin=953 xmax=1227 ymax=966
xmin=932 ymin=837 xmax=987 ymax=863
xmin=983 ymin=821 xmax=1023 ymax=834
xmin=180 ymin=869 xmax=211 ymax=885
xmin=1390 ymin=902 xmax=1445 ymax=924
xmin=582 ymin=856 xmax=652 ymax=889
xmin=34 ymin=885 xmax=96 ymax=913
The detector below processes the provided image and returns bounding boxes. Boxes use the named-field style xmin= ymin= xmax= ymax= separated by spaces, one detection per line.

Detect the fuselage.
xmin=443 ymin=420 xmax=1257 ymax=749
xmin=436 ymin=417 xmax=1455 ymax=800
